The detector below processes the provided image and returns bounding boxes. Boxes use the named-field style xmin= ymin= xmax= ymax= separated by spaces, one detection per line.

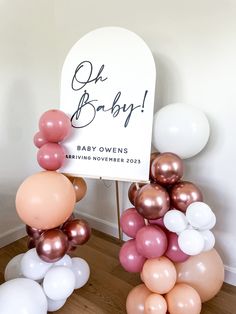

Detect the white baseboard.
xmin=75 ymin=210 xmax=119 ymax=239
xmin=224 ymin=265 xmax=236 ymax=286
xmin=0 ymin=224 xmax=26 ymax=248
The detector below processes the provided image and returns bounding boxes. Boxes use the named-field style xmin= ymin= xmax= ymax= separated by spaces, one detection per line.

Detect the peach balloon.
xmin=142 ymin=257 xmax=177 ymax=294
xmin=72 ymin=177 xmax=87 ymax=202
xmin=175 ymin=248 xmax=224 ymax=302
xmin=145 ymin=293 xmax=167 ymax=314
xmin=126 ymin=284 xmax=151 ymax=314
xmin=165 ymin=283 xmax=202 ymax=314
xmin=16 ymin=171 xmax=76 ymax=229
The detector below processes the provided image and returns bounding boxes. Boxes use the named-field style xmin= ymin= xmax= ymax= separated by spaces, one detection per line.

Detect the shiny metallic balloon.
xmin=149 ymin=151 xmax=159 ymax=179
xmin=26 ymin=225 xmax=45 ymax=240
xmin=27 ymin=237 xmax=36 ymax=249
xmin=72 ymin=177 xmax=87 ymax=202
xmin=62 ymin=219 xmax=91 ymax=246
xmin=135 ymin=183 xmax=170 ymax=220
xmin=128 ymin=183 xmax=146 ymax=206
xmin=36 ymin=229 xmax=69 ymax=263
xmin=150 ymin=152 xmax=183 ymax=186
xmin=170 ymin=181 xmax=203 ymax=212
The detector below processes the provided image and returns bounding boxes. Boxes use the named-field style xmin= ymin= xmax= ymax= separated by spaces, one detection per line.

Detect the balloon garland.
xmin=120 ymin=104 xmax=224 ymax=314
xmin=0 ymin=109 xmax=91 ymax=313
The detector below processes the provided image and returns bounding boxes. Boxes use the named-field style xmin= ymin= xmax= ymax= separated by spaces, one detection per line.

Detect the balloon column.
xmin=120 ymin=104 xmax=224 ymax=314
xmin=0 ymin=109 xmax=91 ymax=314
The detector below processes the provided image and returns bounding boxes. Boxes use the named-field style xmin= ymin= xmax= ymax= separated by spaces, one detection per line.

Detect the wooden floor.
xmin=0 ymin=230 xmax=236 ymax=314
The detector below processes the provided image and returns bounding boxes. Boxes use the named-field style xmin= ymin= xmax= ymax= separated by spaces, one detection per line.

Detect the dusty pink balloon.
xmin=120 ymin=208 xmax=145 ymax=238
xmin=165 ymin=232 xmax=189 ymax=263
xmin=33 ymin=131 xmax=48 ymax=148
xmin=119 ymin=239 xmax=146 ymax=273
xmin=37 ymin=143 xmax=65 ymax=170
xmin=39 ymin=109 xmax=71 ymax=142
xmin=135 ymin=225 xmax=168 ymax=259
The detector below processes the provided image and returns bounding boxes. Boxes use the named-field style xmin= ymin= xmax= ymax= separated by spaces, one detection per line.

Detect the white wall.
xmin=0 ymin=0 xmax=236 ymax=284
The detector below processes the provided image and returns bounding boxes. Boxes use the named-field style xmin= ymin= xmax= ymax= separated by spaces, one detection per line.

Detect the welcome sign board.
xmin=60 ymin=27 xmax=156 ymax=182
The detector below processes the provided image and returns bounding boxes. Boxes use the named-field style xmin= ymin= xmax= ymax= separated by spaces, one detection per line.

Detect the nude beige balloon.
xmin=142 ymin=257 xmax=177 ymax=294
xmin=175 ymin=249 xmax=224 ymax=302
xmin=165 ymin=283 xmax=202 ymax=314
xmin=145 ymin=293 xmax=167 ymax=314
xmin=16 ymin=171 xmax=76 ymax=229
xmin=126 ymin=284 xmax=151 ymax=314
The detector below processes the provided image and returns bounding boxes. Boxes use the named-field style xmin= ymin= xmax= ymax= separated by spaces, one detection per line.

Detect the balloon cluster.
xmin=120 ymin=104 xmax=224 ymax=314
xmin=0 ymin=109 xmax=91 ymax=313
xmin=2 ymin=251 xmax=90 ymax=312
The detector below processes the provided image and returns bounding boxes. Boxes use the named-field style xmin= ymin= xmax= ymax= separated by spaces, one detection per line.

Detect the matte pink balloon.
xmin=37 ymin=143 xmax=65 ymax=171
xmin=119 ymin=239 xmax=146 ymax=273
xmin=39 ymin=109 xmax=71 ymax=142
xmin=120 ymin=208 xmax=145 ymax=238
xmin=135 ymin=226 xmax=168 ymax=259
xmin=165 ymin=232 xmax=189 ymax=263
xmin=33 ymin=131 xmax=48 ymax=148
xmin=148 ymin=217 xmax=166 ymax=229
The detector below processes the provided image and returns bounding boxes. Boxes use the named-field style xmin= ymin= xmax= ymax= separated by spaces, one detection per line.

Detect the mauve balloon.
xmin=37 ymin=143 xmax=65 ymax=171
xmin=165 ymin=232 xmax=189 ymax=263
xmin=63 ymin=219 xmax=91 ymax=245
xmin=170 ymin=181 xmax=203 ymax=212
xmin=119 ymin=239 xmax=146 ymax=273
xmin=39 ymin=109 xmax=71 ymax=142
xmin=33 ymin=131 xmax=48 ymax=148
xmin=135 ymin=183 xmax=170 ymax=220
xmin=36 ymin=229 xmax=69 ymax=263
xmin=128 ymin=183 xmax=146 ymax=206
xmin=150 ymin=152 xmax=183 ymax=186
xmin=135 ymin=225 xmax=168 ymax=259
xmin=120 ymin=208 xmax=145 ymax=238
xmin=27 ymin=237 xmax=36 ymax=250
xmin=148 ymin=217 xmax=166 ymax=229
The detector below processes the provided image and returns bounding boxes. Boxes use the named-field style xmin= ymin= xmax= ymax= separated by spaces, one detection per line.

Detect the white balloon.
xmin=21 ymin=248 xmax=52 ymax=280
xmin=186 ymin=202 xmax=215 ymax=229
xmin=199 ymin=212 xmax=216 ymax=230
xmin=71 ymin=257 xmax=90 ymax=289
xmin=152 ymin=103 xmax=210 ymax=159
xmin=178 ymin=229 xmax=204 ymax=255
xmin=54 ymin=254 xmax=72 ymax=267
xmin=0 ymin=278 xmax=47 ymax=314
xmin=47 ymin=297 xmax=67 ymax=312
xmin=200 ymin=230 xmax=215 ymax=251
xmin=163 ymin=209 xmax=188 ymax=233
xmin=4 ymin=253 xmax=24 ymax=281
xmin=43 ymin=266 xmax=75 ymax=300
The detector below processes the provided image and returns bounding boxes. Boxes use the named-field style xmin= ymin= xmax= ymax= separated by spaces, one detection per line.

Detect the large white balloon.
xmin=4 ymin=253 xmax=24 ymax=281
xmin=178 ymin=229 xmax=204 ymax=255
xmin=200 ymin=230 xmax=215 ymax=251
xmin=186 ymin=202 xmax=215 ymax=229
xmin=43 ymin=266 xmax=75 ymax=301
xmin=152 ymin=103 xmax=210 ymax=159
xmin=21 ymin=248 xmax=52 ymax=280
xmin=163 ymin=209 xmax=188 ymax=233
xmin=71 ymin=257 xmax=90 ymax=289
xmin=54 ymin=254 xmax=72 ymax=267
xmin=47 ymin=297 xmax=67 ymax=312
xmin=0 ymin=278 xmax=47 ymax=314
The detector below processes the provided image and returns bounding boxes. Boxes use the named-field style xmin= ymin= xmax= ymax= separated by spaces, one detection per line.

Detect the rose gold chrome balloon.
xmin=150 ymin=153 xmax=183 ymax=186
xmin=135 ymin=183 xmax=170 ymax=220
xmin=128 ymin=183 xmax=146 ymax=206
xmin=63 ymin=219 xmax=91 ymax=245
xmin=170 ymin=181 xmax=203 ymax=212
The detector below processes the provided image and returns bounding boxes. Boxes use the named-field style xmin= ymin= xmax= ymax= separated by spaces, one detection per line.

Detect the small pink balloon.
xmin=119 ymin=239 xmax=146 ymax=273
xmin=148 ymin=217 xmax=166 ymax=229
xmin=135 ymin=226 xmax=168 ymax=259
xmin=120 ymin=208 xmax=145 ymax=238
xmin=33 ymin=131 xmax=48 ymax=148
xmin=165 ymin=232 xmax=189 ymax=263
xmin=37 ymin=143 xmax=65 ymax=170
xmin=39 ymin=109 xmax=71 ymax=142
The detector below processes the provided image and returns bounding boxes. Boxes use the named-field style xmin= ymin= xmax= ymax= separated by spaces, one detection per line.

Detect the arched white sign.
xmin=60 ymin=27 xmax=156 ymax=182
